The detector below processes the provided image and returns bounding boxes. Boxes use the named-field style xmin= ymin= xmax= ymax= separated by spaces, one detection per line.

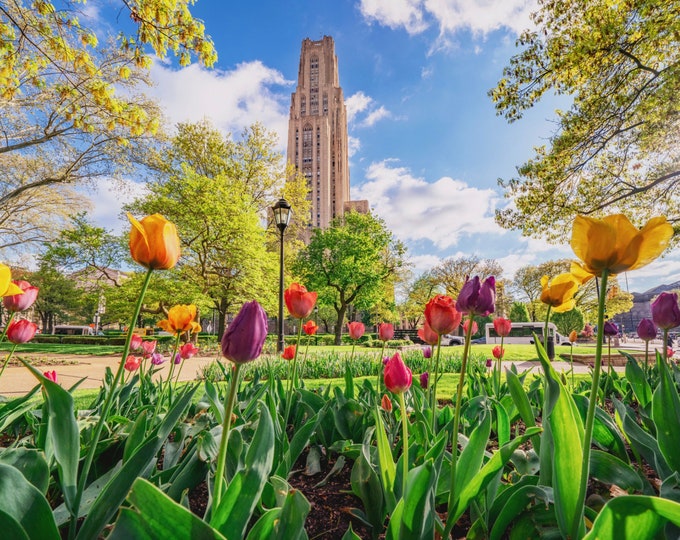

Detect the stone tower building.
xmin=286 ymin=36 xmax=352 ymax=232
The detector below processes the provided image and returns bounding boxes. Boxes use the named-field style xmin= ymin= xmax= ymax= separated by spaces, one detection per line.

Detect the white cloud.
xmin=361 ymin=106 xmax=391 ymax=127
xmin=348 ymin=135 xmax=361 ymax=157
xmin=148 ymin=60 xmax=292 ymax=150
xmin=345 ymin=91 xmax=391 ymax=128
xmin=359 ymin=0 xmax=429 ymax=34
xmin=345 ymin=91 xmax=373 ymax=123
xmin=359 ymin=0 xmax=537 ymax=38
xmin=623 ymin=253 xmax=680 ymax=293
xmin=353 ymin=160 xmax=504 ymax=250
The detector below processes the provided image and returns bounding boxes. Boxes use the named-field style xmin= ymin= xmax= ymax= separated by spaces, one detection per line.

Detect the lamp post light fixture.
xmin=273 ymin=198 xmax=292 ymax=352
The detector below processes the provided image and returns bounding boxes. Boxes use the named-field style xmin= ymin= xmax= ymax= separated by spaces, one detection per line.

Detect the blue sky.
xmin=86 ymin=0 xmax=679 ymax=294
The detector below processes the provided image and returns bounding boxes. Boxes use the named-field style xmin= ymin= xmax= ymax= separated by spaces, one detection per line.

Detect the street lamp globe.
xmin=273 ymin=198 xmax=292 ymax=232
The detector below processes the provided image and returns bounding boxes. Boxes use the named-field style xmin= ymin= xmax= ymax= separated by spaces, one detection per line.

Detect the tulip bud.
xmin=492 ymin=345 xmax=504 ymax=360
xmin=569 ymin=330 xmax=579 ymax=344
xmin=378 ymin=323 xmax=395 ymax=342
xmin=419 ymin=372 xmax=429 ymax=390
xmin=3 ymin=280 xmax=39 ymax=312
xmin=179 ymin=342 xmax=199 ymax=359
xmin=221 ymin=300 xmax=268 ymax=364
xmin=651 ymin=292 xmax=680 ymax=330
xmin=43 ymin=370 xmax=57 ymax=383
xmin=383 ymin=352 xmax=412 ymax=394
xmin=284 ymin=283 xmax=317 ymax=319
xmin=127 ymin=213 xmax=181 ymax=270
xmin=463 ymin=319 xmax=478 ymax=336
xmin=6 ymin=319 xmax=37 ymax=344
xmin=130 ymin=334 xmax=143 ymax=350
xmin=486 ymin=358 xmax=493 ymax=368
xmin=150 ymin=352 xmax=166 ymax=365
xmin=603 ymin=321 xmax=619 ymax=337
xmin=636 ymin=318 xmax=657 ymax=342
xmin=347 ymin=321 xmax=365 ymax=340
xmin=381 ymin=394 xmax=392 ymax=412
xmin=422 ymin=346 xmax=432 ymax=359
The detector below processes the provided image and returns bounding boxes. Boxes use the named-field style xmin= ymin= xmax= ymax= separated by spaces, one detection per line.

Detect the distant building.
xmin=612 ymin=280 xmax=680 ymax=335
xmin=286 ymin=36 xmax=368 ymax=237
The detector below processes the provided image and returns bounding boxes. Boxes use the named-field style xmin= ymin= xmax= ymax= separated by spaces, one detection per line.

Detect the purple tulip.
xmin=382 ymin=356 xmax=390 ymax=365
xmin=419 ymin=372 xmax=429 ymax=390
xmin=422 ymin=346 xmax=432 ymax=359
xmin=150 ymin=352 xmax=166 ymax=365
xmin=456 ymin=276 xmax=496 ymax=317
xmin=603 ymin=321 xmax=619 ymax=337
xmin=221 ymin=300 xmax=268 ymax=364
xmin=174 ymin=353 xmax=182 ymax=364
xmin=486 ymin=358 xmax=493 ymax=368
xmin=637 ymin=318 xmax=657 ymax=342
xmin=651 ymin=292 xmax=680 ymax=330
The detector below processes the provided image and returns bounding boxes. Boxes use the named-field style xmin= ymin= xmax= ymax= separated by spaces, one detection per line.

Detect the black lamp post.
xmin=272 ymin=198 xmax=292 ymax=352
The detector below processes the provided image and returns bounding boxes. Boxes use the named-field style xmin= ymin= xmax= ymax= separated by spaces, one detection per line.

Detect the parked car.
xmin=471 ymin=337 xmax=486 ymax=344
xmin=442 ymin=334 xmax=464 ymax=346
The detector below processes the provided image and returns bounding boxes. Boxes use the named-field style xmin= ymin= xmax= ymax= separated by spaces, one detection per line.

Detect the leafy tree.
xmin=512 ymin=259 xmax=571 ymax=320
xmin=294 ymin=211 xmax=408 ymax=345
xmin=509 ymin=301 xmax=531 ymax=322
xmin=0 ymin=1 xmax=216 ymax=252
xmin=491 ymin=0 xmax=680 ymax=242
xmin=431 ymin=256 xmax=502 ymax=297
xmin=552 ymin=307 xmax=585 ymax=336
xmin=25 ymin=262 xmax=84 ymax=333
xmin=398 ymin=271 xmax=441 ymax=329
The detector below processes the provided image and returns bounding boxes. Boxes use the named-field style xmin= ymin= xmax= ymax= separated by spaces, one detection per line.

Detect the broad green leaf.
xmin=275 ymin=412 xmax=320 ymax=478
xmin=350 ymin=449 xmax=384 ymax=532
xmin=590 ymin=450 xmax=644 ymax=493
xmin=341 ymin=524 xmax=362 ymax=540
xmin=573 ymin=394 xmax=627 ymax=462
xmin=0 ymin=510 xmax=30 ymax=540
xmin=76 ymin=385 xmax=198 ymax=540
xmin=0 ymin=385 xmax=40 ymax=432
xmin=455 ymin=413 xmax=491 ymax=500
xmin=583 ymin=495 xmax=680 ymax=539
xmin=490 ymin=484 xmax=553 ymax=540
xmin=210 ymin=402 xmax=275 ymax=538
xmin=506 ymin=368 xmax=540 ymax=453
xmin=652 ymin=355 xmax=680 ymax=474
xmin=624 ymin=353 xmax=652 ymax=408
xmin=386 ymin=460 xmax=436 ymax=540
xmin=537 ymin=342 xmax=585 ymax=539
xmin=0 ymin=463 xmax=59 ymax=539
xmin=123 ymin=411 xmax=149 ymax=463
xmin=373 ymin=407 xmax=397 ymax=513
xmin=0 ymin=448 xmax=49 ymax=494
xmin=108 ymin=478 xmax=226 ymax=540
xmin=19 ymin=359 xmax=79 ymax=514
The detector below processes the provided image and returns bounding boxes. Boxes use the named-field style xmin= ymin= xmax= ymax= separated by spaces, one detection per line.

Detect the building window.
xmin=302 ymin=125 xmax=312 ymax=165
xmin=323 ymin=93 xmax=328 ymax=115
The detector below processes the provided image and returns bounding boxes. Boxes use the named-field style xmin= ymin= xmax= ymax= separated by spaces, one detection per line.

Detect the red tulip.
xmin=141 ymin=340 xmax=157 ymax=358
xmin=492 ymin=345 xmax=505 ymax=360
xmin=463 ymin=319 xmax=478 ymax=335
xmin=303 ymin=320 xmax=318 ymax=336
xmin=425 ymin=294 xmax=461 ymax=335
xmin=378 ymin=323 xmax=394 ymax=342
xmin=417 ymin=321 xmax=439 ymax=346
xmin=179 ymin=342 xmax=199 ymax=359
xmin=493 ymin=317 xmax=512 ymax=337
xmin=281 ymin=345 xmax=296 ymax=360
xmin=284 ymin=283 xmax=317 ymax=319
xmin=6 ymin=319 xmax=37 ymax=344
xmin=43 ymin=370 xmax=57 ymax=383
xmin=124 ymin=355 xmax=141 ymax=371
xmin=347 ymin=321 xmax=365 ymax=340
xmin=383 ymin=352 xmax=412 ymax=394
xmin=3 ymin=280 xmax=39 ymax=312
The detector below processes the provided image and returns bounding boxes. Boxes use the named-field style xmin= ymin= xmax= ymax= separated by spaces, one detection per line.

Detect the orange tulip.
xmin=127 ymin=213 xmax=181 ymax=270
xmin=284 ymin=283 xmax=317 ymax=319
xmin=281 ymin=345 xmax=296 ymax=360
xmin=158 ymin=304 xmax=202 ymax=335
xmin=303 ymin=320 xmax=318 ymax=335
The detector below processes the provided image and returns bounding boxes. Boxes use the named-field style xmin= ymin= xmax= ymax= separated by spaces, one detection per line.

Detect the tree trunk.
xmin=334 ymin=304 xmax=348 ymax=345
xmin=216 ymin=298 xmax=229 ymax=339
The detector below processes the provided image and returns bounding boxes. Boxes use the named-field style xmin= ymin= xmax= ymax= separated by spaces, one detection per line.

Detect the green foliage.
xmin=508 ymin=301 xmax=531 ymax=322
xmin=491 ymin=0 xmax=680 ymax=242
xmin=552 ymin=308 xmax=585 ymax=336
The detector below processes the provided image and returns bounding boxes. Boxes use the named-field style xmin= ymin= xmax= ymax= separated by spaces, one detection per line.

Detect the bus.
xmin=485 ymin=322 xmax=570 ymax=345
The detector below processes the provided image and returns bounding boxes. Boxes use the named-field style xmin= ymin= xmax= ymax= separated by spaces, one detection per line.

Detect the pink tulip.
xmin=3 ymin=280 xmax=39 ymax=312
xmin=378 ymin=323 xmax=394 ymax=342
xmin=6 ymin=319 xmax=37 ymax=344
xmin=493 ymin=317 xmax=512 ymax=337
xmin=347 ymin=322 xmax=365 ymax=340
xmin=179 ymin=342 xmax=199 ymax=359
xmin=383 ymin=352 xmax=412 ymax=394
xmin=463 ymin=319 xmax=478 ymax=335
xmin=130 ymin=334 xmax=143 ymax=350
xmin=43 ymin=370 xmax=57 ymax=383
xmin=141 ymin=340 xmax=157 ymax=357
xmin=124 ymin=355 xmax=141 ymax=371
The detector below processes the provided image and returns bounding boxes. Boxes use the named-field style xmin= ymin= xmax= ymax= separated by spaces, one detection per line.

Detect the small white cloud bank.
xmin=353 ymin=160 xmax=504 ymax=250
xmin=148 ymin=60 xmax=292 ymax=150
xmin=345 ymin=91 xmax=392 ymax=128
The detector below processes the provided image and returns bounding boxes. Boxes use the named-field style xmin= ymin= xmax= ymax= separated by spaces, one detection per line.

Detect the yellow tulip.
xmin=571 ymin=214 xmax=673 ymax=279
xmin=540 ymin=273 xmax=580 ymax=313
xmin=128 ymin=213 xmax=181 ymax=270
xmin=0 ymin=263 xmax=24 ymax=297
xmin=158 ymin=304 xmax=201 ymax=334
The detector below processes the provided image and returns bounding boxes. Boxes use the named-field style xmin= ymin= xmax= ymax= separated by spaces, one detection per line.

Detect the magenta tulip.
xmin=419 ymin=372 xmax=429 ymax=390
xmin=3 ymin=280 xmax=38 ymax=312
xmin=383 ymin=352 xmax=412 ymax=394
xmin=422 ymin=346 xmax=432 ymax=359
xmin=221 ymin=300 xmax=268 ymax=364
xmin=603 ymin=321 xmax=619 ymax=337
xmin=43 ymin=370 xmax=57 ymax=383
xmin=651 ymin=292 xmax=680 ymax=330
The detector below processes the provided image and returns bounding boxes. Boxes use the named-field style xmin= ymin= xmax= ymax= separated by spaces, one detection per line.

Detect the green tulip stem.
xmin=663 ymin=328 xmax=669 ymax=364
xmin=377 ymin=341 xmax=386 ymax=395
xmin=165 ymin=333 xmax=182 ymax=400
xmin=444 ymin=313 xmax=475 ymax=539
xmin=543 ymin=305 xmax=552 ymax=352
xmin=430 ymin=334 xmax=442 ymax=432
xmin=397 ymin=391 xmax=409 ymax=498
xmin=284 ymin=322 xmax=304 ymax=427
xmin=570 ymin=343 xmax=575 ymax=388
xmin=572 ymin=269 xmax=609 ymax=540
xmin=69 ymin=267 xmax=154 ymax=540
xmin=495 ymin=335 xmax=505 ymax=395
xmin=0 ymin=343 xmax=18 ymax=379
xmin=213 ymin=361 xmax=242 ymax=510
xmin=0 ymin=311 xmax=16 ymax=343
xmin=644 ymin=340 xmax=649 ymax=379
